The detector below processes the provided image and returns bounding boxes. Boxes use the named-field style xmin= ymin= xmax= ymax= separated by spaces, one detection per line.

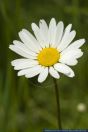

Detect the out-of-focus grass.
xmin=0 ymin=0 xmax=88 ymax=131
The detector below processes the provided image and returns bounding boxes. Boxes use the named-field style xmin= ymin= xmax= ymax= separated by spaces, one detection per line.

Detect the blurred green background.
xmin=0 ymin=0 xmax=88 ymax=131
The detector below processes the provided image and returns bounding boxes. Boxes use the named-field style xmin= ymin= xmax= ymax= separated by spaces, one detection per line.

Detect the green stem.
xmin=53 ymin=78 xmax=62 ymax=129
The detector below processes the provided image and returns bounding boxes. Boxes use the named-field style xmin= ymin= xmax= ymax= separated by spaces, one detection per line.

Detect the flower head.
xmin=9 ymin=18 xmax=85 ymax=83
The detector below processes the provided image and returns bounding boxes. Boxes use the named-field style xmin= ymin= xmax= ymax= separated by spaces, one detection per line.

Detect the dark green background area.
xmin=0 ymin=0 xmax=88 ymax=131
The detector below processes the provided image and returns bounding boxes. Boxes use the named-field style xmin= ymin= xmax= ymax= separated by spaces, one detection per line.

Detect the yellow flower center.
xmin=37 ymin=48 xmax=60 ymax=66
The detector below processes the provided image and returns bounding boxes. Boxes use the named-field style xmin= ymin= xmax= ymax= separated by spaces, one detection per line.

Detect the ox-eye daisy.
xmin=9 ymin=18 xmax=85 ymax=83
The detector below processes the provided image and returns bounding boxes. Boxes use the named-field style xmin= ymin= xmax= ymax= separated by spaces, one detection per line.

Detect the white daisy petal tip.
xmin=9 ymin=45 xmax=11 ymax=49
xmin=31 ymin=23 xmax=38 ymax=30
xmin=11 ymin=61 xmax=14 ymax=66
xmin=21 ymin=28 xmax=26 ymax=31
xmin=79 ymin=51 xmax=83 ymax=58
xmin=69 ymin=24 xmax=72 ymax=29
xmin=14 ymin=67 xmax=18 ymax=70
xmin=65 ymin=23 xmax=72 ymax=32
xmin=17 ymin=72 xmax=21 ymax=76
xmin=18 ymin=31 xmax=22 ymax=37
xmin=83 ymin=39 xmax=86 ymax=43
xmin=18 ymin=29 xmax=25 ymax=38
xmin=21 ymin=29 xmax=28 ymax=34
xmin=9 ymin=45 xmax=12 ymax=49
xmin=9 ymin=45 xmax=16 ymax=52
xmin=80 ymin=38 xmax=86 ymax=46
xmin=49 ymin=18 xmax=56 ymax=27
xmin=72 ymin=30 xmax=76 ymax=35
xmin=82 ymin=38 xmax=86 ymax=43
xmin=17 ymin=71 xmax=24 ymax=76
xmin=18 ymin=30 xmax=26 ymax=37
xmin=39 ymin=19 xmax=45 ymax=24
xmin=38 ymin=67 xmax=48 ymax=83
xmin=67 ymin=71 xmax=75 ymax=78
xmin=49 ymin=67 xmax=60 ymax=79
xmin=13 ymin=40 xmax=16 ymax=44
xmin=59 ymin=21 xmax=64 ymax=27
xmin=51 ymin=18 xmax=56 ymax=21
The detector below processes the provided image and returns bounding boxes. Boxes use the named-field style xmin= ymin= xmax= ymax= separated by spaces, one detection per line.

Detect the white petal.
xmin=25 ymin=66 xmax=43 ymax=78
xmin=13 ymin=40 xmax=37 ymax=56
xmin=54 ymin=63 xmax=75 ymax=77
xmin=64 ymin=39 xmax=85 ymax=51
xmin=57 ymin=24 xmax=73 ymax=51
xmin=22 ymin=29 xmax=42 ymax=51
xmin=49 ymin=67 xmax=60 ymax=79
xmin=58 ymin=30 xmax=76 ymax=52
xmin=53 ymin=21 xmax=64 ymax=48
xmin=9 ymin=45 xmax=36 ymax=59
xmin=38 ymin=67 xmax=48 ymax=83
xmin=11 ymin=59 xmax=38 ymax=70
xmin=18 ymin=65 xmax=42 ymax=76
xmin=31 ymin=23 xmax=46 ymax=48
xmin=60 ymin=49 xmax=83 ymax=66
xmin=39 ymin=19 xmax=48 ymax=35
xmin=39 ymin=19 xmax=49 ymax=47
xmin=49 ymin=18 xmax=57 ymax=46
xmin=60 ymin=58 xmax=78 ymax=66
xmin=19 ymin=29 xmax=40 ymax=53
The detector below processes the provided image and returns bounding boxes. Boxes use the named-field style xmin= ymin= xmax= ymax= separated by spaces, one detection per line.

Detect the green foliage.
xmin=0 ymin=0 xmax=88 ymax=131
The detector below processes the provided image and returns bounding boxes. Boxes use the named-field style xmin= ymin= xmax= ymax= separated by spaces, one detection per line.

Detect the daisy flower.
xmin=9 ymin=18 xmax=85 ymax=83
